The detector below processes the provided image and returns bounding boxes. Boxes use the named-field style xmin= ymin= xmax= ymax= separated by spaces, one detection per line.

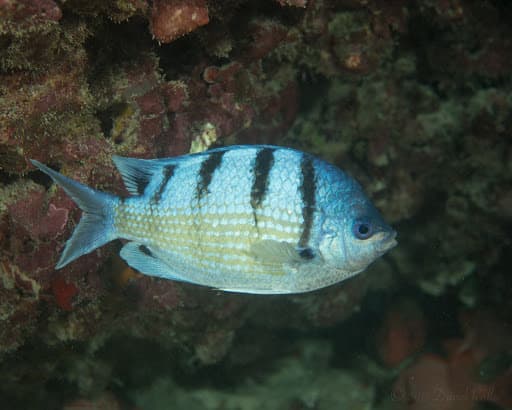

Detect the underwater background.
xmin=1 ymin=0 xmax=511 ymax=409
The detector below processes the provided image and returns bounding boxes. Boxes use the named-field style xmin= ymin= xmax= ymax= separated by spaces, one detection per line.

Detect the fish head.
xmin=319 ymin=190 xmax=397 ymax=275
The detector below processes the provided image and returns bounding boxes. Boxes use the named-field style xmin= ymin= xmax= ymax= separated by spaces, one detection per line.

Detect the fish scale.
xmin=30 ymin=144 xmax=397 ymax=294
xmin=115 ymin=147 xmax=305 ymax=276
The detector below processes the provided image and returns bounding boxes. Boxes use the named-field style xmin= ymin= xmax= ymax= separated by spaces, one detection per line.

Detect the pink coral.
xmin=51 ymin=276 xmax=79 ymax=311
xmin=376 ymin=299 xmax=426 ymax=367
xmin=393 ymin=351 xmax=512 ymax=410
xmin=162 ymin=81 xmax=189 ymax=113
xmin=0 ymin=54 xmax=100 ymax=172
xmin=8 ymin=190 xmax=69 ymax=240
xmin=393 ymin=309 xmax=512 ymax=410
xmin=0 ymin=0 xmax=62 ymax=27
xmin=150 ymin=0 xmax=209 ymax=43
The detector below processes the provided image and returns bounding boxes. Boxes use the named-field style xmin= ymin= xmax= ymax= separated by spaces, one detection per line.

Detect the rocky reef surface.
xmin=1 ymin=1 xmax=511 ymax=409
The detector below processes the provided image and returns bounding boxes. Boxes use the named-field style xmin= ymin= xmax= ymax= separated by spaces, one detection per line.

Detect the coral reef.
xmin=134 ymin=339 xmax=374 ymax=410
xmin=376 ymin=298 xmax=426 ymax=367
xmin=392 ymin=309 xmax=512 ymax=410
xmin=0 ymin=0 xmax=511 ymax=409
xmin=150 ymin=0 xmax=209 ymax=43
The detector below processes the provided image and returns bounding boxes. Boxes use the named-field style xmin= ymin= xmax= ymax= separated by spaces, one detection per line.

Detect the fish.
xmin=30 ymin=145 xmax=397 ymax=294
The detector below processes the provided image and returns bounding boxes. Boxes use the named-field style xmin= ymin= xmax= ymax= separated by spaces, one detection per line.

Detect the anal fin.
xmin=120 ymin=242 xmax=190 ymax=283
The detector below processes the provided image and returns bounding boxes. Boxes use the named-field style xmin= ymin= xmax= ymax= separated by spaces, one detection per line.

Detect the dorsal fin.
xmin=112 ymin=156 xmax=165 ymax=195
xmin=112 ymin=146 xmax=285 ymax=196
xmin=112 ymin=152 xmax=210 ymax=196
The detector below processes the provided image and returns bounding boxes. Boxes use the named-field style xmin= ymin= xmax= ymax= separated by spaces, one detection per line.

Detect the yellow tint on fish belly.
xmin=113 ymin=203 xmax=303 ymax=276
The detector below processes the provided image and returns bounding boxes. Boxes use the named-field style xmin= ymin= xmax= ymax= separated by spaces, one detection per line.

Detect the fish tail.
xmin=30 ymin=160 xmax=118 ymax=269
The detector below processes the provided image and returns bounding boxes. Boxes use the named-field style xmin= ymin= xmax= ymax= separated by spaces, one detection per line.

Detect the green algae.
xmin=134 ymin=340 xmax=374 ymax=410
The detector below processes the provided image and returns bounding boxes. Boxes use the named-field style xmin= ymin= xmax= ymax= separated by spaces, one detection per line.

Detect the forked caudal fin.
xmin=30 ymin=160 xmax=118 ymax=269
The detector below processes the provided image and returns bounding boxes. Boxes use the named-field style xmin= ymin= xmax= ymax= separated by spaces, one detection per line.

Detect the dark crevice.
xmin=97 ymin=102 xmax=129 ymax=142
xmin=84 ymin=17 xmax=153 ymax=83
xmin=0 ymin=170 xmax=19 ymax=185
xmin=27 ymin=166 xmax=59 ymax=190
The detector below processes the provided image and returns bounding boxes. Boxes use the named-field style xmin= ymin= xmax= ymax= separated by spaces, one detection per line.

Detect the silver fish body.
xmin=31 ymin=145 xmax=397 ymax=294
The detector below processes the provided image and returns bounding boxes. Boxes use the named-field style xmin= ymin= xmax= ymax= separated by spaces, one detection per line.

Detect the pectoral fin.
xmin=249 ymin=240 xmax=315 ymax=264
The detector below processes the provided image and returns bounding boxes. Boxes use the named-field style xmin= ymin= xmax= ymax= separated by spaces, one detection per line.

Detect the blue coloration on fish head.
xmin=316 ymin=167 xmax=397 ymax=276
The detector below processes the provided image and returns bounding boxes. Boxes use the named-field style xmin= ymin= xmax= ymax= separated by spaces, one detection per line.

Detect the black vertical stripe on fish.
xmin=299 ymin=155 xmax=316 ymax=248
xmin=196 ymin=150 xmax=225 ymax=200
xmin=250 ymin=148 xmax=275 ymax=209
xmin=152 ymin=164 xmax=176 ymax=203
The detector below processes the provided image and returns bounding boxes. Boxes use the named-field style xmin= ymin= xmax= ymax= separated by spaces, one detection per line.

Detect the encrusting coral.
xmin=0 ymin=0 xmax=511 ymax=408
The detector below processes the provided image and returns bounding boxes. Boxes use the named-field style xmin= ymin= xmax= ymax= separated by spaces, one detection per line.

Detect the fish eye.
xmin=353 ymin=220 xmax=373 ymax=240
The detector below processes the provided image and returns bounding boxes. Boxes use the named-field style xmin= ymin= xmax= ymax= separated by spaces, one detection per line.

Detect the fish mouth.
xmin=377 ymin=230 xmax=398 ymax=253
